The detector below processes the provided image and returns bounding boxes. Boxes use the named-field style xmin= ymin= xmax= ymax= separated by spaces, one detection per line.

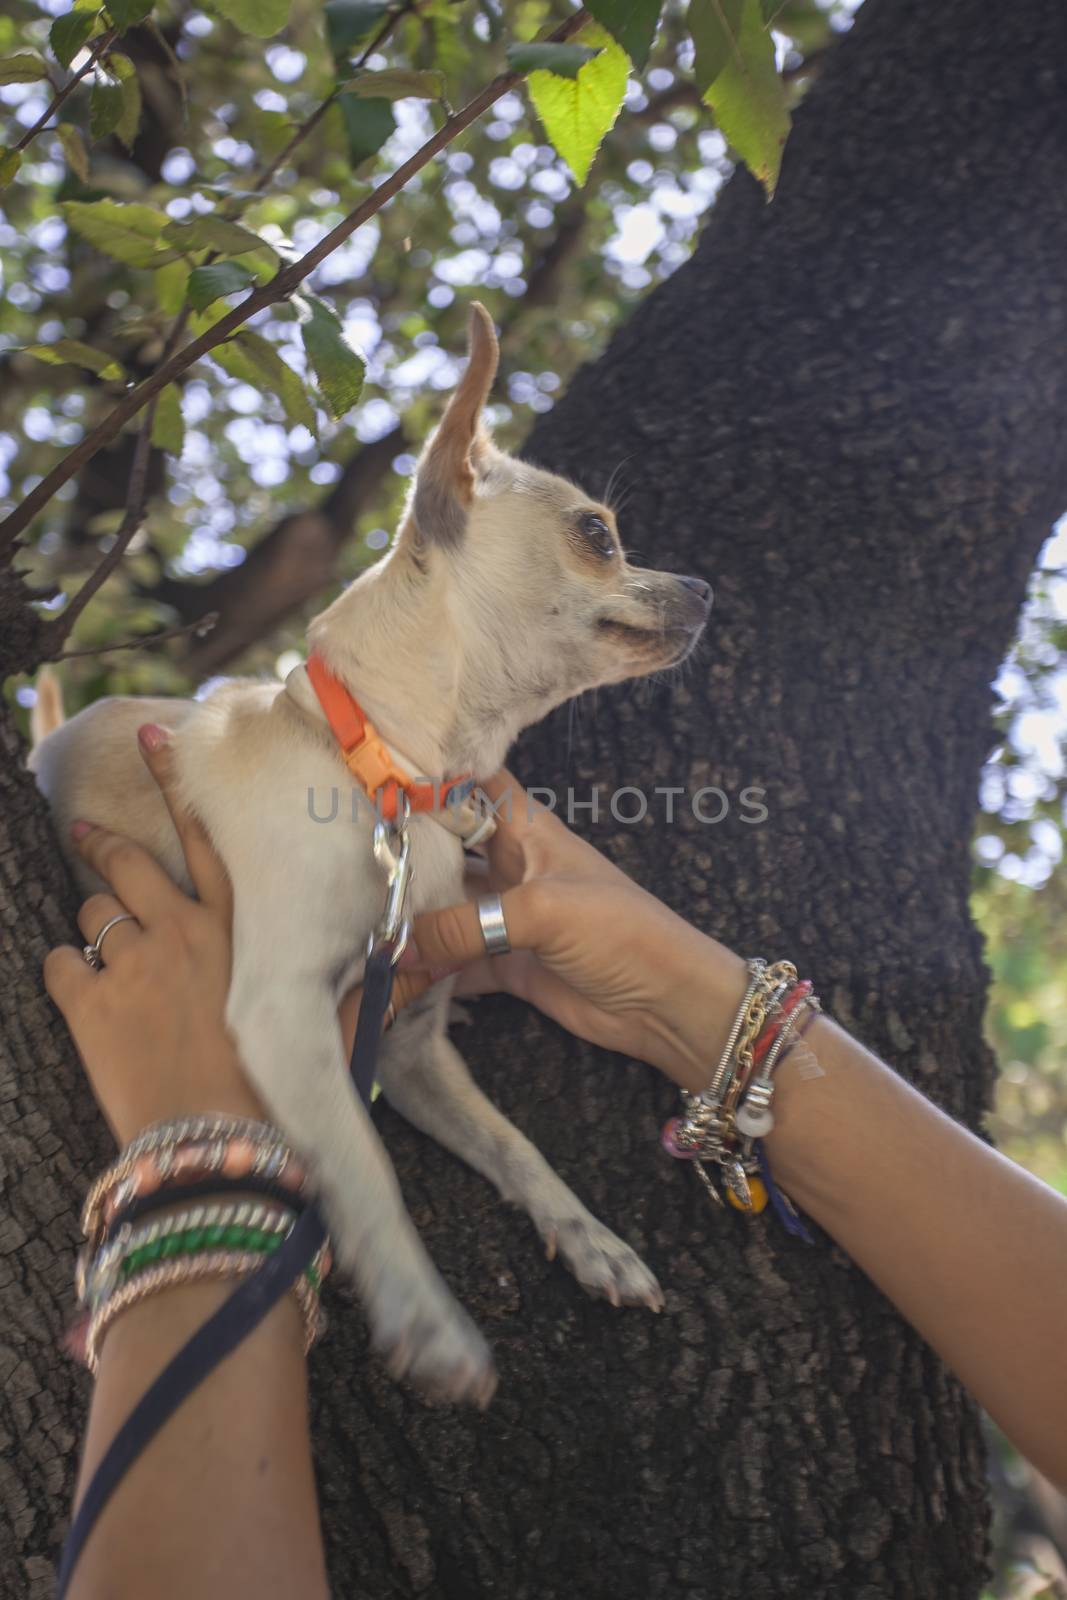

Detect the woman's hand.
xmin=401 ymin=771 xmax=747 ymax=1092
xmin=43 ymin=725 xmax=265 ymax=1146
xmin=44 ymin=724 xmax=429 ymax=1140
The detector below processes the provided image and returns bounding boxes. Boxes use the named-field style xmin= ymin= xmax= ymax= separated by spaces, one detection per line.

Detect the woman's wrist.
xmin=645 ymin=932 xmax=749 ymax=1092
xmin=760 ymin=1015 xmax=887 ymax=1219
xmin=108 ymin=1048 xmax=268 ymax=1147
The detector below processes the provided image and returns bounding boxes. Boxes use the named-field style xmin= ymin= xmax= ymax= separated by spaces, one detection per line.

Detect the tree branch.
xmin=11 ymin=28 xmax=117 ymax=154
xmin=43 ymin=396 xmax=158 ymax=648
xmin=0 ymin=8 xmax=589 ymax=559
xmin=52 ymin=610 xmax=218 ymax=661
xmin=251 ymin=4 xmax=411 ymax=195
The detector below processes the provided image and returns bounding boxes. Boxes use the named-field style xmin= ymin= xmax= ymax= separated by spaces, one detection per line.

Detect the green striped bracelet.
xmin=120 ymin=1223 xmax=322 ymax=1287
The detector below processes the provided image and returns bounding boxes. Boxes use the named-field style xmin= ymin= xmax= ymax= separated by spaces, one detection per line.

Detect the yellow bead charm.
xmin=726 ymin=1176 xmax=769 ymax=1214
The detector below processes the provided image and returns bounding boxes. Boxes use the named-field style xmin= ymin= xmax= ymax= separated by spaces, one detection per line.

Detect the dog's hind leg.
xmin=377 ymin=1022 xmax=664 ymax=1311
xmin=227 ymin=965 xmax=496 ymax=1405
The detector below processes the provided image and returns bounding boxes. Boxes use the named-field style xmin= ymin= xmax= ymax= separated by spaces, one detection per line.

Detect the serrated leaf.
xmin=526 ymin=28 xmax=629 ymax=186
xmin=687 ymin=0 xmax=743 ymax=92
xmin=344 ymin=67 xmax=446 ymax=100
xmin=298 ymin=295 xmax=365 ymax=419
xmin=107 ymin=0 xmax=156 ymax=27
xmin=207 ymin=0 xmax=291 ymax=37
xmin=105 ymin=52 xmax=141 ymax=148
xmin=186 ymin=259 xmax=256 ymax=310
xmin=57 ymin=123 xmax=90 ymax=181
xmin=338 ymin=94 xmax=395 ymax=166
xmin=50 ymin=10 xmax=96 ymax=69
xmin=584 ymin=0 xmax=662 ymax=70
xmin=62 ymin=198 xmax=178 ymax=267
xmin=214 ymin=332 xmax=318 ymax=436
xmin=702 ymin=0 xmax=790 ymax=195
xmin=151 ymin=384 xmax=184 ymax=454
xmin=155 ymin=257 xmax=189 ymax=313
xmin=24 ymin=339 xmax=126 ymax=380
xmin=0 ymin=54 xmax=50 ymax=84
xmin=0 ymin=148 xmax=21 ymax=189
xmin=506 ymin=43 xmax=599 ymax=80
xmin=325 ymin=0 xmax=389 ymax=59
xmin=162 ymin=215 xmax=278 ymax=266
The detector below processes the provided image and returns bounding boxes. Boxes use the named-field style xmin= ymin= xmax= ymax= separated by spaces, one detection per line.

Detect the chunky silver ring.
xmin=476 ymin=893 xmax=510 ymax=957
xmin=82 ymin=913 xmax=139 ymax=970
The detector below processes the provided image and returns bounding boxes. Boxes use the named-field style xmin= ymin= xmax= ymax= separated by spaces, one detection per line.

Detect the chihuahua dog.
xmin=32 ymin=304 xmax=712 ymax=1404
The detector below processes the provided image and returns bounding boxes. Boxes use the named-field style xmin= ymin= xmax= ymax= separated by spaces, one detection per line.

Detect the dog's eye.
xmin=579 ymin=512 xmax=615 ymax=558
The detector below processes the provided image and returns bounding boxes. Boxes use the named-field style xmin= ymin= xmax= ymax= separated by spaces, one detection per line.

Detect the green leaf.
xmin=0 ymin=148 xmax=21 ymax=189
xmin=90 ymin=76 xmax=123 ymax=141
xmin=107 ymin=0 xmax=156 ymax=26
xmin=584 ymin=0 xmax=662 ymax=71
xmin=325 ymin=0 xmax=389 ymax=60
xmin=0 ymin=54 xmax=50 ymax=84
xmin=186 ymin=259 xmax=256 ymax=310
xmin=57 ymin=123 xmax=90 ymax=182
xmin=506 ymin=43 xmax=599 ymax=80
xmin=207 ymin=0 xmax=291 ymax=38
xmin=106 ymin=52 xmax=141 ymax=148
xmin=50 ymin=10 xmax=96 ymax=69
xmin=155 ymin=257 xmax=189 ymax=313
xmin=151 ymin=384 xmax=184 ymax=454
xmin=162 ymin=215 xmax=279 ymax=266
xmin=24 ymin=339 xmax=125 ymax=381
xmin=687 ymin=0 xmax=743 ymax=92
xmin=62 ymin=199 xmax=178 ymax=267
xmin=344 ymin=67 xmax=445 ymax=99
xmin=759 ymin=0 xmax=788 ymax=21
xmin=213 ymin=331 xmax=318 ymax=435
xmin=702 ymin=0 xmax=790 ymax=195
xmin=526 ymin=28 xmax=629 ymax=186
xmin=298 ymin=295 xmax=365 ymax=419
xmin=338 ymin=94 xmax=395 ymax=166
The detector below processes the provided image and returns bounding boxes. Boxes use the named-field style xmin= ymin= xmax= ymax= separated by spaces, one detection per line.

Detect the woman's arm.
xmin=47 ymin=728 xmax=330 ymax=1600
xmin=406 ymin=771 xmax=1067 ymax=1492
xmin=73 ymin=1277 xmax=327 ymax=1600
xmin=766 ymin=1010 xmax=1067 ymax=1493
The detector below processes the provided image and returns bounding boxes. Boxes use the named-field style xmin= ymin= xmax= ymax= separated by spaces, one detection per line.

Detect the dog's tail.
xmin=31 ymin=666 xmax=65 ymax=746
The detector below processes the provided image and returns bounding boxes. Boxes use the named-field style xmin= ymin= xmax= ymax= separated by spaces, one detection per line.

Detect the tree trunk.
xmin=3 ymin=0 xmax=1067 ymax=1594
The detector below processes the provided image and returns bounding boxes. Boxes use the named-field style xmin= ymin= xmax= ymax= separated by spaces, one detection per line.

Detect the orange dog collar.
xmin=306 ymin=653 xmax=472 ymax=821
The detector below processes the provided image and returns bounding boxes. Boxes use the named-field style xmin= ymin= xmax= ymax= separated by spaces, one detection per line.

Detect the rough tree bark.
xmin=3 ymin=0 xmax=1067 ymax=1594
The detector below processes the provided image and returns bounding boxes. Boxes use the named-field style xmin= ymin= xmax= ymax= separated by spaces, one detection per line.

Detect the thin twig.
xmin=12 ymin=29 xmax=117 ymax=154
xmin=0 ymin=8 xmax=589 ymax=557
xmin=45 ymin=395 xmax=159 ymax=646
xmin=52 ymin=610 xmax=219 ymax=660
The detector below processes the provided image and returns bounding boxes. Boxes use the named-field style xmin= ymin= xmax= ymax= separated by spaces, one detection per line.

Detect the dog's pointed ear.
xmin=412 ymin=302 xmax=498 ymax=547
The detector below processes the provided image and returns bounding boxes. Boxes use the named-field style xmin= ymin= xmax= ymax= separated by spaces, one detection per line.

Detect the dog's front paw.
xmin=542 ymin=1215 xmax=664 ymax=1312
xmin=363 ymin=1250 xmax=497 ymax=1408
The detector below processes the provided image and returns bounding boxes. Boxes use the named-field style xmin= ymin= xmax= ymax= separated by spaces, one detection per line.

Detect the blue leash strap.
xmin=756 ymin=1140 xmax=815 ymax=1243
xmin=56 ymin=937 xmax=398 ymax=1595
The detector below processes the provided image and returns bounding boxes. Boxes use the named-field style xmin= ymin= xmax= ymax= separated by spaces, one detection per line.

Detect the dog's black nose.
xmin=679 ymin=575 xmax=713 ymax=610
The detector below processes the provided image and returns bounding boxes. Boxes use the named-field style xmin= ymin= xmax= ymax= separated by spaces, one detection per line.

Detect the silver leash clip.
xmin=368 ymin=793 xmax=413 ymax=963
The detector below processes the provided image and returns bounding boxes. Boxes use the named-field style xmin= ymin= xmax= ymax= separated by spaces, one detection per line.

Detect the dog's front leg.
xmin=377 ymin=1015 xmax=664 ymax=1311
xmin=227 ymin=967 xmax=496 ymax=1405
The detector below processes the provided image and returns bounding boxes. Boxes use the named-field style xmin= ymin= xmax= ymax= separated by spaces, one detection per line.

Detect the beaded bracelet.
xmin=100 ymin=1172 xmax=309 ymax=1248
xmin=78 ymin=1199 xmax=298 ymax=1311
xmin=84 ymin=1250 xmax=326 ymax=1374
xmin=662 ymin=958 xmax=822 ymax=1224
xmin=82 ymin=1115 xmax=307 ymax=1246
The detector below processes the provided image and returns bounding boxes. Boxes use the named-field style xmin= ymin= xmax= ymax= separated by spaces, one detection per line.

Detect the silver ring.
xmin=82 ymin=912 xmax=138 ymax=970
xmin=477 ymin=894 xmax=510 ymax=957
